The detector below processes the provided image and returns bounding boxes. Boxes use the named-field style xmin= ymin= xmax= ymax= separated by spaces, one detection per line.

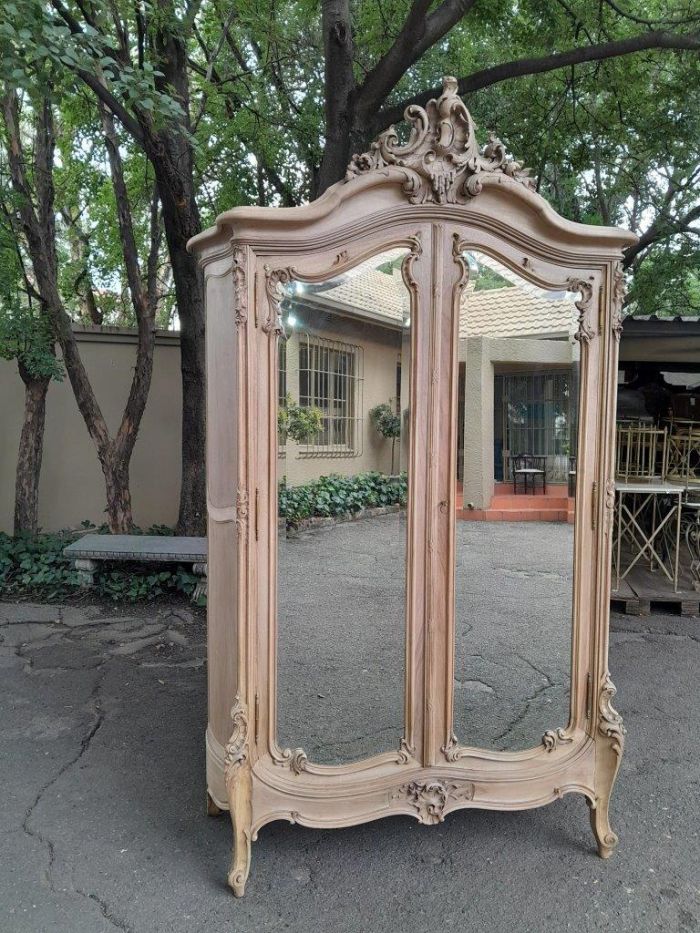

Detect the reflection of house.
xmin=279 ymin=253 xmax=580 ymax=520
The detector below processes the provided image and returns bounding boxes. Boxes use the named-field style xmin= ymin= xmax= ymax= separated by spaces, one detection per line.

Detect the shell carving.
xmin=345 ymin=76 xmax=535 ymax=204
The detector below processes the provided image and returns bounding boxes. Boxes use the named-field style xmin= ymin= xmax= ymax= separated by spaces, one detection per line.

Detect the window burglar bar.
xmin=499 ymin=370 xmax=574 ymax=482
xmin=298 ymin=333 xmax=363 ymax=458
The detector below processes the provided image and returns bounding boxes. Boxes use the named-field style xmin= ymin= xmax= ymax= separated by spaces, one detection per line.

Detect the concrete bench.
xmin=63 ymin=534 xmax=208 ymax=601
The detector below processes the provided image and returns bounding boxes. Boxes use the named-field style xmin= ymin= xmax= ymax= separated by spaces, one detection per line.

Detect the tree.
xmin=0 ymin=212 xmax=62 ymax=534
xmin=1 ymin=89 xmax=160 ymax=532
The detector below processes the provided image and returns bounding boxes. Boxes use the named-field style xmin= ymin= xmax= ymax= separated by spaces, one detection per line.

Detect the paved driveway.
xmin=1 ymin=520 xmax=698 ymax=933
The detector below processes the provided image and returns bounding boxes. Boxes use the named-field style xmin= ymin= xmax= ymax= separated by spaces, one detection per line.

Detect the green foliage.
xmin=278 ymin=394 xmax=324 ymax=443
xmin=278 ymin=471 xmax=408 ymax=526
xmin=0 ymin=528 xmax=203 ymax=604
xmin=0 ymin=214 xmax=62 ymax=379
xmin=369 ymin=402 xmax=401 ymax=440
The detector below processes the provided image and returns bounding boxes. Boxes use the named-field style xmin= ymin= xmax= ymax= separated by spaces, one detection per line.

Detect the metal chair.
xmin=512 ymin=454 xmax=547 ymax=495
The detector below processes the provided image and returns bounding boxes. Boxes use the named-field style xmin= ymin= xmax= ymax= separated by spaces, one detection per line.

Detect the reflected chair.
xmin=512 ymin=454 xmax=547 ymax=495
xmin=568 ymin=456 xmax=577 ymax=498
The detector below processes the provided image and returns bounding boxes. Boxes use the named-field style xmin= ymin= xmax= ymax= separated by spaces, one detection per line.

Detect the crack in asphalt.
xmin=18 ymin=656 xmax=134 ymax=933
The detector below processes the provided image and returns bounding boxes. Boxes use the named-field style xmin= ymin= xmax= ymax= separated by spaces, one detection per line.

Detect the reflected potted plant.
xmin=370 ymin=401 xmax=402 ymax=475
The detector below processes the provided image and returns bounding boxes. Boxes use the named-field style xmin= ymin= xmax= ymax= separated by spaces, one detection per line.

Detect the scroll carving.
xmin=224 ymin=696 xmax=249 ymax=792
xmin=604 ymin=479 xmax=616 ymax=539
xmin=235 ymin=490 xmax=249 ymax=540
xmin=542 ymin=727 xmax=574 ymax=752
xmin=272 ymin=746 xmax=308 ymax=775
xmin=598 ymin=671 xmax=626 ymax=757
xmin=395 ymin=738 xmax=415 ymax=765
xmin=568 ymin=277 xmax=595 ymax=345
xmin=611 ymin=264 xmax=626 ymax=342
xmin=263 ymin=265 xmax=295 ymax=336
xmin=232 ymin=246 xmax=247 ymax=326
xmin=400 ymin=233 xmax=423 ymax=295
xmin=345 ymin=76 xmax=535 ymax=204
xmin=452 ymin=234 xmax=470 ymax=293
xmin=441 ymin=733 xmax=461 ymax=762
xmin=393 ymin=779 xmax=475 ymax=824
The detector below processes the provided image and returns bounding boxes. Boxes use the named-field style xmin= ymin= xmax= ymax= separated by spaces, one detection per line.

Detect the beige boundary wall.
xmin=0 ymin=318 xmax=404 ymax=534
xmin=0 ymin=327 xmax=182 ymax=534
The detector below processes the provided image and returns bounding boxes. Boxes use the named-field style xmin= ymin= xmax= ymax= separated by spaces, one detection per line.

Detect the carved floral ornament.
xmin=392 ymin=779 xmax=476 ymax=824
xmin=345 ymin=76 xmax=535 ymax=205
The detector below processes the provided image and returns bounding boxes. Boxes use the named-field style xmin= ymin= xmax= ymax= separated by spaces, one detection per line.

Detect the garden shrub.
xmin=279 ymin=471 xmax=408 ymax=526
xmin=0 ymin=525 xmax=201 ymax=603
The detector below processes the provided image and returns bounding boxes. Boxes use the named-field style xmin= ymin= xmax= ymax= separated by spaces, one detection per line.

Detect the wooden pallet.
xmin=610 ymin=563 xmax=700 ymax=616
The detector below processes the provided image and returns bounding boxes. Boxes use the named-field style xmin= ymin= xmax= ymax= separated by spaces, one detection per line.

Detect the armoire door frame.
xmin=189 ymin=76 xmax=636 ymax=897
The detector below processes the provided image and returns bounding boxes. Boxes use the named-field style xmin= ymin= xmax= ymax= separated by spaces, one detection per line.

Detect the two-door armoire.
xmin=188 ymin=76 xmax=636 ymax=896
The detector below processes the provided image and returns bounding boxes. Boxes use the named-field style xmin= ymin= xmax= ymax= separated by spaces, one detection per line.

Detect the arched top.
xmin=188 ymin=76 xmax=637 ymax=262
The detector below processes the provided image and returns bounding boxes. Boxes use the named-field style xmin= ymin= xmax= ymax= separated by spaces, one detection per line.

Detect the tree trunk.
xmin=151 ymin=147 xmax=207 ymax=536
xmin=14 ymin=363 xmax=50 ymax=536
xmin=102 ymin=456 xmax=134 ymax=534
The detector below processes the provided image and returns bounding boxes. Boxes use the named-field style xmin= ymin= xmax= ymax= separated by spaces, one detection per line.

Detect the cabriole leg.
xmin=590 ymin=671 xmax=626 ymax=859
xmin=223 ymin=697 xmax=252 ymax=896
xmin=227 ymin=764 xmax=252 ymax=897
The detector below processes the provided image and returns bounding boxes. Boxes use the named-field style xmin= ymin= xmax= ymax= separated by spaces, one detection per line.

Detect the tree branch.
xmin=356 ymin=0 xmax=477 ymax=124
xmin=373 ymin=31 xmax=700 ymax=134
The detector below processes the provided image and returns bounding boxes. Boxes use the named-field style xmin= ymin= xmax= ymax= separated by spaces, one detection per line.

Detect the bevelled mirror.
xmin=276 ymin=248 xmax=413 ymax=765
xmin=452 ymin=251 xmax=580 ymax=754
xmin=190 ymin=76 xmax=635 ymax=897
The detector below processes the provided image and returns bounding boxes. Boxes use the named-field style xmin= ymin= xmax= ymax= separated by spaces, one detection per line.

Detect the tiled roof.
xmin=458 ymin=282 xmax=577 ymax=339
xmin=302 ymin=254 xmax=577 ymax=339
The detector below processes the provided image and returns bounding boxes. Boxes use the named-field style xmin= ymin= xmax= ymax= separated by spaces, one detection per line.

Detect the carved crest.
xmin=393 ymin=779 xmax=475 ymax=824
xmin=345 ymin=76 xmax=535 ymax=204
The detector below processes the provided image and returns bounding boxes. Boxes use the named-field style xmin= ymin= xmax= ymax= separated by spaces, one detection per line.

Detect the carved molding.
xmin=598 ymin=671 xmax=626 ymax=757
xmin=393 ymin=779 xmax=476 ymax=824
xmin=272 ymin=746 xmax=308 ymax=775
xmin=263 ymin=265 xmax=294 ymax=336
xmin=395 ymin=738 xmax=415 ymax=765
xmin=224 ymin=696 xmax=249 ymax=792
xmin=345 ymin=76 xmax=535 ymax=204
xmin=400 ymin=233 xmax=423 ymax=296
xmin=232 ymin=246 xmax=247 ymax=326
xmin=568 ymin=277 xmax=595 ymax=345
xmin=611 ymin=263 xmax=626 ymax=342
xmin=441 ymin=733 xmax=461 ymax=763
xmin=603 ymin=479 xmax=616 ymax=539
xmin=452 ymin=233 xmax=470 ymax=294
xmin=235 ymin=490 xmax=249 ymax=540
xmin=542 ymin=727 xmax=574 ymax=752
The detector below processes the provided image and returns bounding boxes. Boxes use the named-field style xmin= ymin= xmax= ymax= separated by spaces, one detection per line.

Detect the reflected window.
xmin=297 ymin=334 xmax=363 ymax=457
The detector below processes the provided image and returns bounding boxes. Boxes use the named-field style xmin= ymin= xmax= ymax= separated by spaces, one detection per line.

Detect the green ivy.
xmin=278 ymin=471 xmax=408 ymax=526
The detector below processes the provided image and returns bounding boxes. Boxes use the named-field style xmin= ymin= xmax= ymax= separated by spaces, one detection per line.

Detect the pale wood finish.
xmin=189 ymin=77 xmax=637 ymax=896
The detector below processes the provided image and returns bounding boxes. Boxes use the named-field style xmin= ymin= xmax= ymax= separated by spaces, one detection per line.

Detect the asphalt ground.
xmin=1 ymin=519 xmax=698 ymax=932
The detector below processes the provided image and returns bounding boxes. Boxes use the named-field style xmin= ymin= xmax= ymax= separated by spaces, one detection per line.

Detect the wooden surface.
xmin=611 ymin=562 xmax=700 ymax=615
xmin=190 ymin=76 xmax=635 ymax=896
